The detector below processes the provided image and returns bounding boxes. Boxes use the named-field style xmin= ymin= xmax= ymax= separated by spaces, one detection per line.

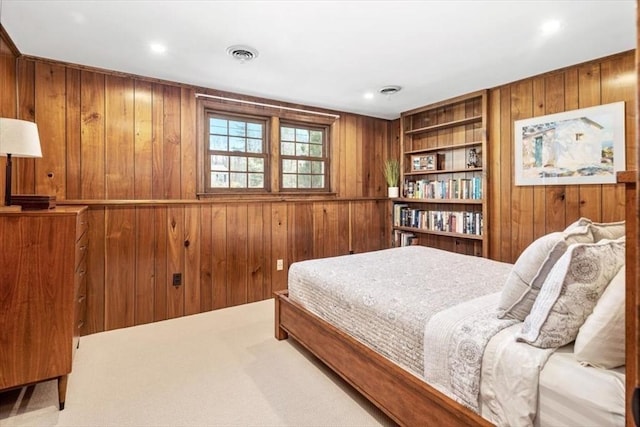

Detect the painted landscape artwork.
xmin=514 ymin=102 xmax=625 ymax=185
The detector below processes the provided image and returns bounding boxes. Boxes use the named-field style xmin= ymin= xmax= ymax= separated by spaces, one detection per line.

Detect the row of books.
xmin=392 ymin=230 xmax=418 ymax=247
xmin=394 ymin=206 xmax=483 ymax=235
xmin=404 ymin=177 xmax=482 ymax=200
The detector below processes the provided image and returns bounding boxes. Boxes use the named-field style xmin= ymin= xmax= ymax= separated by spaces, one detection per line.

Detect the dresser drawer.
xmin=75 ymin=232 xmax=88 ymax=269
xmin=76 ymin=210 xmax=88 ymax=242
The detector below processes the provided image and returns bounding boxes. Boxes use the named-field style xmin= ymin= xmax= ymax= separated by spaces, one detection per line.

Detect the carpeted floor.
xmin=0 ymin=299 xmax=394 ymax=426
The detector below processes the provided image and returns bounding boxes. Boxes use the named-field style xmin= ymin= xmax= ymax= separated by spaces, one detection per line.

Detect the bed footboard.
xmin=274 ymin=290 xmax=491 ymax=427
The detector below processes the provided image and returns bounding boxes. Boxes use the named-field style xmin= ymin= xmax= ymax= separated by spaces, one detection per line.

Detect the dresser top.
xmin=0 ymin=206 xmax=88 ymax=216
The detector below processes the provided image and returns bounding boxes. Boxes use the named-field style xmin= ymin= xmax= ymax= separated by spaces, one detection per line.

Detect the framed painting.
xmin=514 ymin=101 xmax=625 ymax=185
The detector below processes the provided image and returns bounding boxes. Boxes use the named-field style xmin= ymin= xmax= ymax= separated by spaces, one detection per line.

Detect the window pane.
xmin=298 ymin=174 xmax=311 ymax=188
xmin=312 ymin=175 xmax=324 ymax=188
xmin=281 ymin=127 xmax=295 ymax=141
xmin=310 ymin=130 xmax=322 ymax=144
xmin=248 ymin=173 xmax=264 ymax=188
xmin=210 ymin=135 xmax=227 ymax=151
xmin=247 ymin=123 xmax=262 ymax=138
xmin=248 ymin=157 xmax=264 ymax=172
xmin=247 ymin=138 xmax=263 ymax=153
xmin=230 ymin=156 xmax=247 ymax=172
xmin=311 ymin=161 xmax=324 ymax=174
xmin=211 ymin=155 xmax=228 ymax=171
xmin=281 ymin=142 xmax=295 ymax=156
xmin=211 ymin=172 xmax=229 ymax=188
xmin=229 ymin=120 xmax=246 ymax=137
xmin=283 ymin=159 xmax=297 ymax=173
xmin=282 ymin=174 xmax=297 ymax=188
xmin=295 ymin=129 xmax=309 ymax=142
xmin=298 ymin=160 xmax=311 ymax=173
xmin=230 ymin=172 xmax=247 ymax=188
xmin=229 ymin=137 xmax=245 ymax=152
xmin=296 ymin=143 xmax=309 ymax=156
xmin=210 ymin=118 xmax=227 ymax=135
xmin=309 ymin=144 xmax=322 ymax=157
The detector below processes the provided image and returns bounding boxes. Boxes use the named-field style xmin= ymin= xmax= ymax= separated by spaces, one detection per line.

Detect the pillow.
xmin=516 ymin=238 xmax=625 ymax=348
xmin=565 ymin=217 xmax=625 ymax=242
xmin=574 ymin=265 xmax=625 ymax=368
xmin=497 ymin=225 xmax=594 ymax=320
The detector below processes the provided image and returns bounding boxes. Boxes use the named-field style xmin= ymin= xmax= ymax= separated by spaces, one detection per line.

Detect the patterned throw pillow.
xmin=516 ymin=238 xmax=625 ymax=349
xmin=497 ymin=225 xmax=594 ymax=321
xmin=574 ymin=265 xmax=626 ymax=368
xmin=565 ymin=217 xmax=625 ymax=242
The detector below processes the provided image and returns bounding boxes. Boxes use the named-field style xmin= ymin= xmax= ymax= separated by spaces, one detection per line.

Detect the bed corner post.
xmin=274 ymin=290 xmax=289 ymax=340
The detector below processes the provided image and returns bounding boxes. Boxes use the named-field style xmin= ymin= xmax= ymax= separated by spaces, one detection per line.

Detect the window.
xmin=280 ymin=123 xmax=328 ymax=191
xmin=205 ymin=112 xmax=267 ymax=191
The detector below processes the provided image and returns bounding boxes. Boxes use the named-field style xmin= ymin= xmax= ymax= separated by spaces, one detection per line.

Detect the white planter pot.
xmin=388 ymin=187 xmax=399 ymax=198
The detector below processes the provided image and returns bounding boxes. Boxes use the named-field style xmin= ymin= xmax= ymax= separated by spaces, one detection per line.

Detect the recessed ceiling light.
xmin=379 ymin=85 xmax=402 ymax=96
xmin=150 ymin=43 xmax=167 ymax=54
xmin=540 ymin=19 xmax=561 ymax=36
xmin=363 ymin=92 xmax=374 ymax=100
xmin=227 ymin=45 xmax=259 ymax=63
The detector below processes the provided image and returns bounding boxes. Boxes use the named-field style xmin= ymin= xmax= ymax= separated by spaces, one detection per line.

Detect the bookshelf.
xmin=394 ymin=90 xmax=488 ymax=257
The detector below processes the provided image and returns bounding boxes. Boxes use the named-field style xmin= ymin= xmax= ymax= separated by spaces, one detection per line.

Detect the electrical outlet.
xmin=276 ymin=259 xmax=284 ymax=271
xmin=172 ymin=273 xmax=182 ymax=287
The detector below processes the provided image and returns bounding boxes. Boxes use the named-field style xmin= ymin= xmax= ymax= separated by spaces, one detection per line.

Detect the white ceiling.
xmin=1 ymin=0 xmax=636 ymax=119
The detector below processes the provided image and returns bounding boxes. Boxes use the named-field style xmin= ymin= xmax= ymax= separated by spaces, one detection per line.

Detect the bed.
xmin=275 ymin=221 xmax=627 ymax=426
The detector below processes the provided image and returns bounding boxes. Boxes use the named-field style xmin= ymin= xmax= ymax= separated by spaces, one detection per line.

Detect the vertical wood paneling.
xmin=271 ymin=203 xmax=288 ymax=293
xmin=184 ymin=205 xmax=201 ymax=315
xmin=261 ymin=203 xmax=273 ymax=300
xmin=16 ymin=59 xmax=36 ymax=194
xmin=211 ymin=205 xmax=227 ymax=308
xmin=154 ymin=207 xmax=168 ymax=321
xmin=488 ymin=87 xmax=502 ymax=261
xmin=510 ymin=82 xmax=535 ymax=260
xmin=180 ymin=88 xmax=197 ymax=199
xmin=80 ymin=71 xmax=105 ymax=199
xmin=227 ymin=204 xmax=248 ymax=306
xmin=65 ymin=68 xmax=81 ymax=199
xmin=0 ymin=50 xmax=16 ymax=202
xmin=35 ymin=62 xmax=66 ymax=198
xmin=135 ymin=206 xmax=155 ymax=325
xmin=199 ymin=205 xmax=213 ymax=311
xmin=85 ymin=208 xmax=105 ymax=334
xmin=344 ymin=115 xmax=358 ymax=197
xmin=531 ymin=77 xmax=547 ymax=239
xmin=166 ymin=206 xmax=184 ymax=318
xmin=134 ymin=80 xmax=153 ymax=199
xmin=288 ymin=202 xmax=314 ymax=263
xmin=163 ymin=86 xmax=181 ymax=199
xmin=105 ymin=75 xmax=134 ymax=199
xmin=104 ymin=207 xmax=135 ymax=330
xmin=151 ymin=84 xmax=165 ymax=199
xmin=247 ymin=204 xmax=266 ymax=303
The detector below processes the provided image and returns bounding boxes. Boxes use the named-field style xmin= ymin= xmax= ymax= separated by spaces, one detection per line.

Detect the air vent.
xmin=379 ymin=85 xmax=402 ymax=96
xmin=226 ymin=45 xmax=259 ymax=63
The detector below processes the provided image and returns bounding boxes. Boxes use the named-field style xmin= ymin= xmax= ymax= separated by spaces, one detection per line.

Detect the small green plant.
xmin=382 ymin=159 xmax=400 ymax=187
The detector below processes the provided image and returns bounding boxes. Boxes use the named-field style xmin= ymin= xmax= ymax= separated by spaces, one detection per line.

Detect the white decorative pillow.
xmin=574 ymin=265 xmax=625 ymax=368
xmin=565 ymin=217 xmax=625 ymax=242
xmin=516 ymin=238 xmax=625 ymax=348
xmin=497 ymin=225 xmax=594 ymax=320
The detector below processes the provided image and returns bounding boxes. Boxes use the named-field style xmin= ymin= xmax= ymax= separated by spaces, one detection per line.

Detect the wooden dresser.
xmin=0 ymin=206 xmax=88 ymax=410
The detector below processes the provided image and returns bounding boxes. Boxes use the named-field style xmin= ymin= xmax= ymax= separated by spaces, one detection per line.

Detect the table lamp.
xmin=0 ymin=118 xmax=42 ymax=206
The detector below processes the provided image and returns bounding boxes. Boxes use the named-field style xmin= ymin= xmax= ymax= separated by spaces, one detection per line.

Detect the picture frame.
xmin=411 ymin=153 xmax=444 ymax=171
xmin=514 ymin=101 xmax=625 ymax=186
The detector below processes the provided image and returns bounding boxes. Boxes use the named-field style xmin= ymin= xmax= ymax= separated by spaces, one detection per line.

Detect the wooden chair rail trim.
xmin=58 ymin=196 xmax=389 ymax=207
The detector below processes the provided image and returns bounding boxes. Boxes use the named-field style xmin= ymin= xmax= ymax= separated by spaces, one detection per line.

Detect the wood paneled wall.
xmin=488 ymin=50 xmax=636 ymax=263
xmin=0 ymin=35 xmax=393 ymax=334
xmin=1 ymin=27 xmax=636 ymax=334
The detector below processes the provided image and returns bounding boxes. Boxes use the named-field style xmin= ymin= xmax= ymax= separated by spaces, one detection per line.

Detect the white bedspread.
xmin=288 ymin=246 xmax=513 ymax=377
xmin=423 ymin=292 xmax=518 ymax=412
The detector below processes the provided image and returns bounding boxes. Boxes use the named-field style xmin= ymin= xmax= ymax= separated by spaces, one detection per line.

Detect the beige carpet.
xmin=0 ymin=299 xmax=393 ymax=427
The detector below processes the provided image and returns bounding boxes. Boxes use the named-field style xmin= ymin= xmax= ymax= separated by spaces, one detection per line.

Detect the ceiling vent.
xmin=379 ymin=85 xmax=402 ymax=96
xmin=226 ymin=45 xmax=259 ymax=63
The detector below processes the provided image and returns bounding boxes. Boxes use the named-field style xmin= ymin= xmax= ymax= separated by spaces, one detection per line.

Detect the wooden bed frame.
xmin=274 ymin=289 xmax=491 ymax=426
xmin=275 ymin=170 xmax=638 ymax=426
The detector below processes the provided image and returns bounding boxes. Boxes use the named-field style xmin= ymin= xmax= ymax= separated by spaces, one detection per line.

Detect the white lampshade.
xmin=0 ymin=118 xmax=42 ymax=158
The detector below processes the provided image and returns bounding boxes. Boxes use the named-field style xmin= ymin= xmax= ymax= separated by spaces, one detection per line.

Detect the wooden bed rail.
xmin=274 ymin=290 xmax=491 ymax=427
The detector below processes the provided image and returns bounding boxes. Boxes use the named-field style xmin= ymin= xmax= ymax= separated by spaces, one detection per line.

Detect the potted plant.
xmin=382 ymin=159 xmax=400 ymax=198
